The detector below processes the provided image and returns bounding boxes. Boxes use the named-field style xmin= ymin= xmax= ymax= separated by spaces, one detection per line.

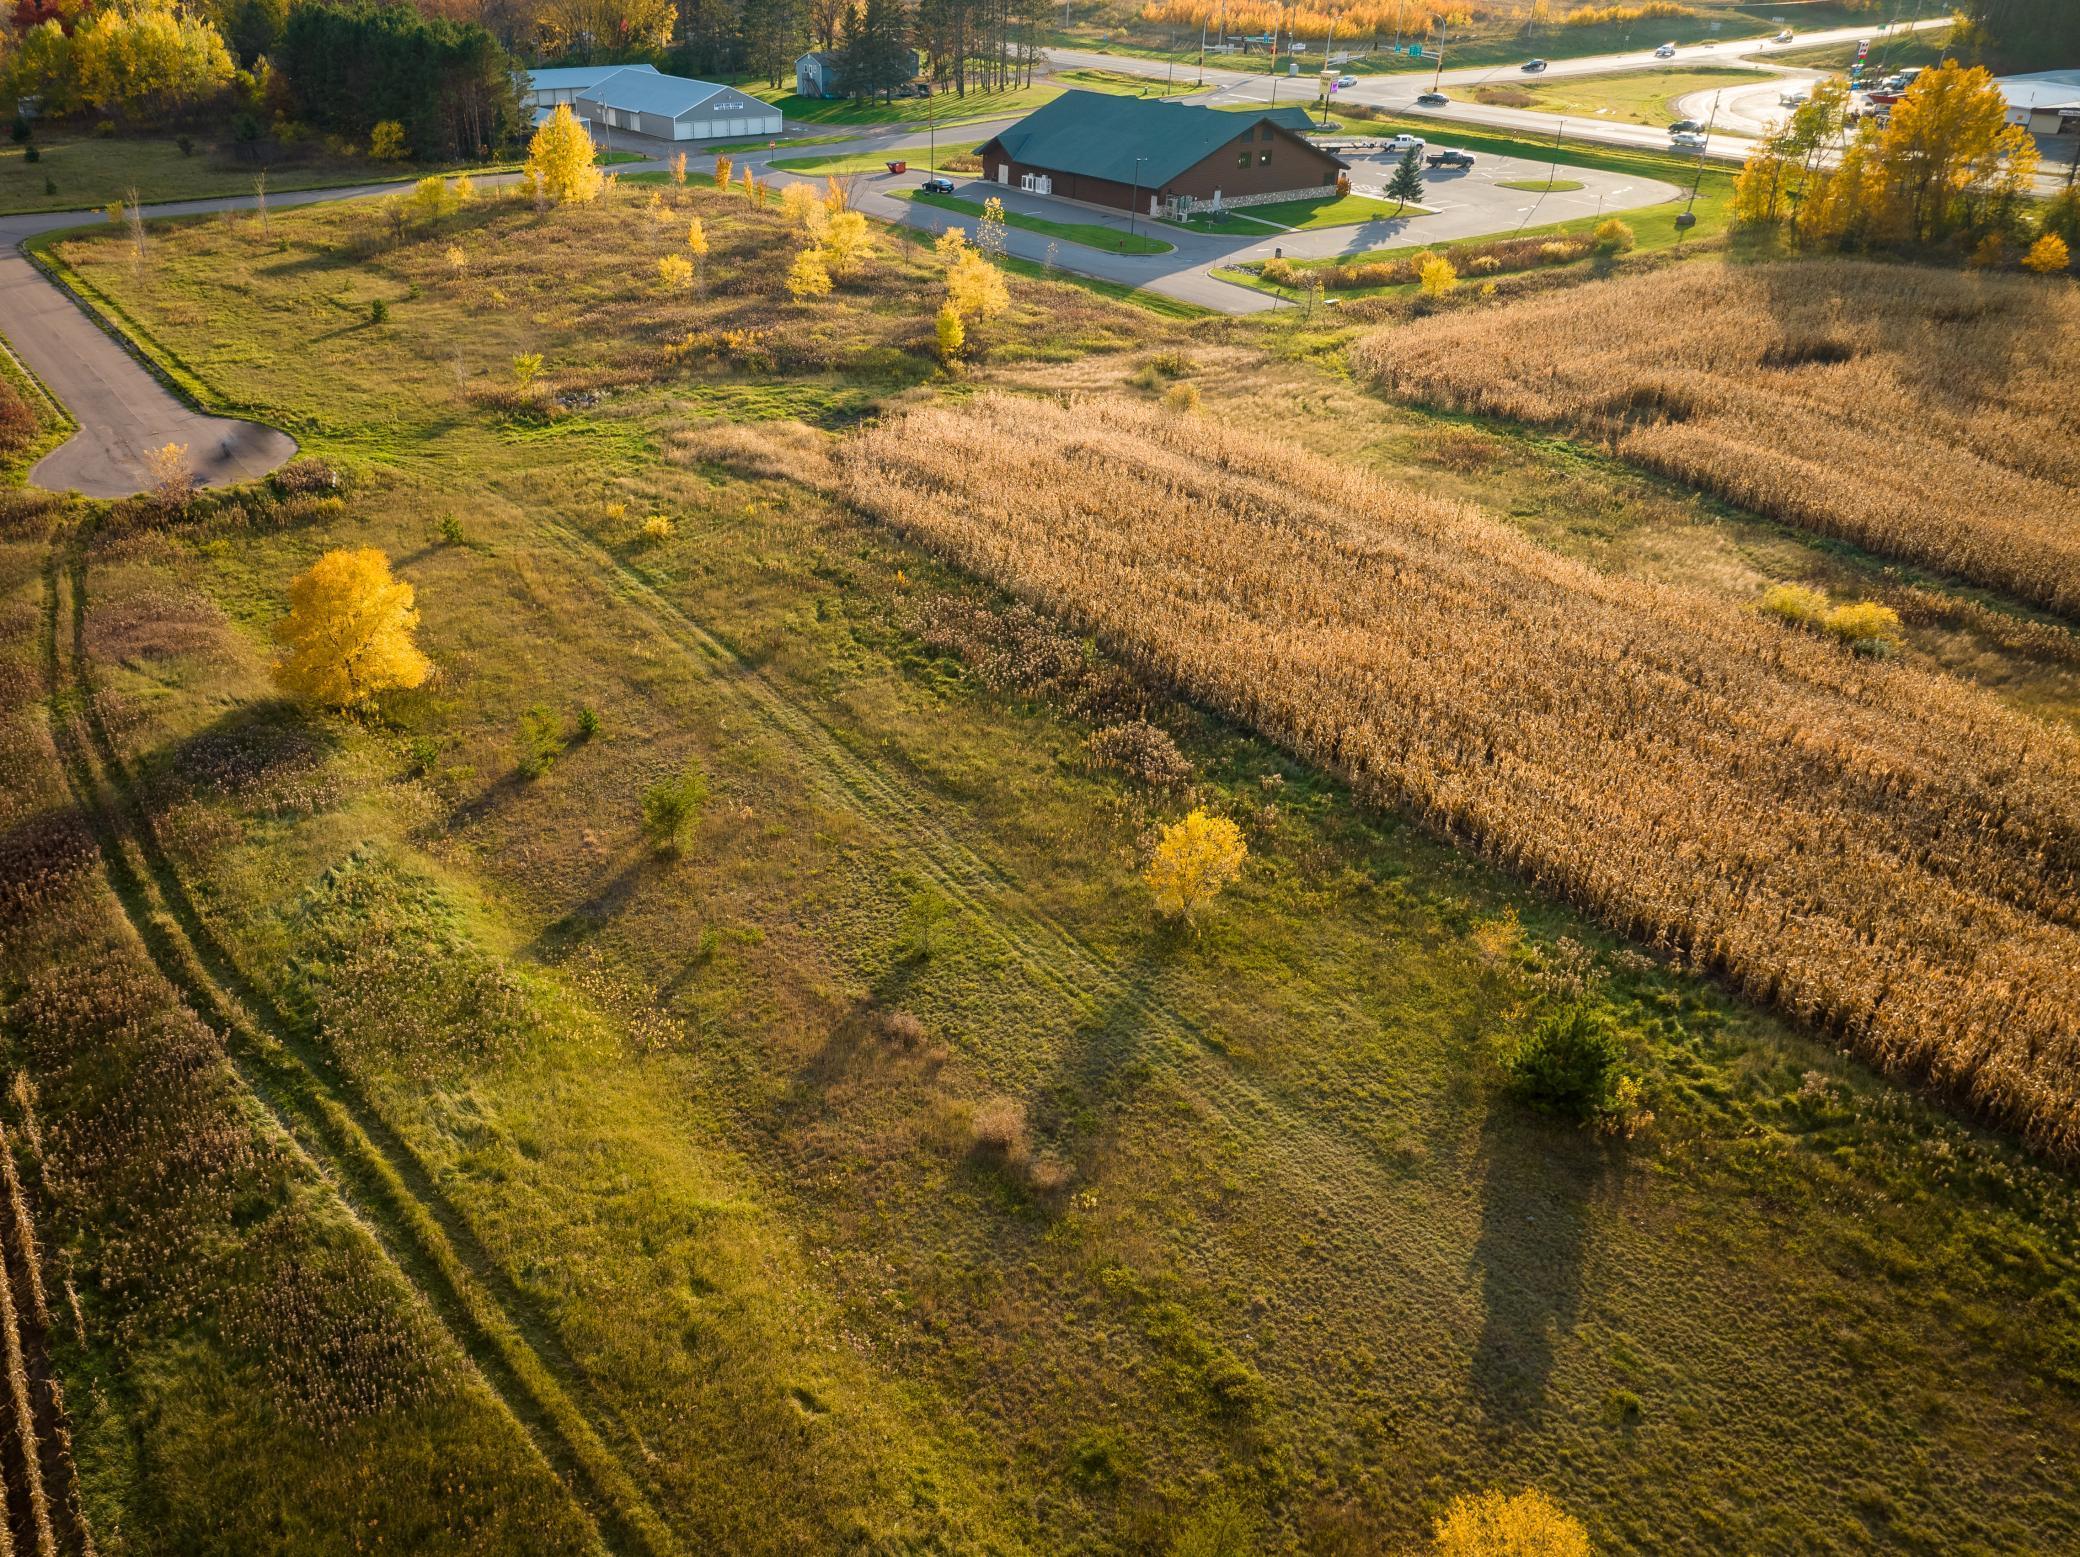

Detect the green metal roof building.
xmin=975 ymin=90 xmax=1346 ymax=217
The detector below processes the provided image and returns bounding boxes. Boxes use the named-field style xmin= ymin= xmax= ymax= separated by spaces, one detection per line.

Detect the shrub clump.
xmin=1089 ymin=720 xmax=1191 ymax=787
xmin=642 ymin=763 xmax=709 ymax=855
xmin=1758 ymin=583 xmax=1903 ymax=656
xmin=271 ymin=457 xmax=341 ymax=496
xmin=1500 ymin=1003 xmax=1628 ymax=1119
xmin=1593 ymin=218 xmax=1637 ymax=254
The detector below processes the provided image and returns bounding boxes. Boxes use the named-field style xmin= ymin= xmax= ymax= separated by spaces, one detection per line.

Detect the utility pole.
xmin=1677 ymin=93 xmax=1718 ymax=241
xmin=1430 ymin=24 xmax=1446 ymax=93
xmin=1128 ymin=155 xmax=1146 ymax=241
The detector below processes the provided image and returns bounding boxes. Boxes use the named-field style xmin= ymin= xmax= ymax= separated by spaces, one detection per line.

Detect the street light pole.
xmin=1129 ymin=155 xmax=1146 ymax=242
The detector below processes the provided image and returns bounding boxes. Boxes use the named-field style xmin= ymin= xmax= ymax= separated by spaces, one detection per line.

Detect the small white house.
xmin=523 ymin=63 xmax=659 ymax=112
xmin=572 ymin=69 xmax=782 ymax=142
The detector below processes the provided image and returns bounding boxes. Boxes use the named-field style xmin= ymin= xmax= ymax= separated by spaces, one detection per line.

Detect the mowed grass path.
xmin=24 ymin=180 xmax=2080 ymax=1554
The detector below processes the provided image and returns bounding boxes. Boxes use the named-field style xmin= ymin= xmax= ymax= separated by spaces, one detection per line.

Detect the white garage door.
xmin=762 ymin=113 xmax=781 ymax=135
xmin=727 ymin=117 xmax=748 ymax=136
xmin=673 ymin=120 xmax=694 ymax=139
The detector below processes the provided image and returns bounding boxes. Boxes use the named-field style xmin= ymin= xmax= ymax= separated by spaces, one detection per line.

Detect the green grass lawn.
xmin=0 ymin=134 xmax=518 ymax=215
xmin=1498 ymin=176 xmax=1586 ymax=191
xmin=1475 ymin=65 xmax=1776 ymax=128
xmin=903 ymin=189 xmax=1173 ymax=253
xmin=1248 ymin=190 xmax=1418 ymax=229
xmin=737 ymin=80 xmax=1060 ymax=127
xmin=1055 ymin=66 xmax=1207 ymax=96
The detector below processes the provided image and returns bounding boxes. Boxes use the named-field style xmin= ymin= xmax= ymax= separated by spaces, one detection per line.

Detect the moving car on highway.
xmin=1670 ymin=129 xmax=1708 ymax=148
xmin=1654 ymin=42 xmax=1677 ymax=57
xmin=1337 ymin=73 xmax=1358 ymax=88
xmin=1522 ymin=58 xmax=1548 ymax=72
xmin=1415 ymin=90 xmax=1449 ymax=105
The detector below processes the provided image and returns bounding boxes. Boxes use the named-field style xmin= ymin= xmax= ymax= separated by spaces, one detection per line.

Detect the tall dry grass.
xmin=1351 ymin=259 xmax=2080 ymax=617
xmin=842 ymin=393 xmax=2080 ymax=1157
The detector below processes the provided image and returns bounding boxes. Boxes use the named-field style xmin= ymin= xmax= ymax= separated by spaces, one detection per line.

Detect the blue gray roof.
xmin=576 ymin=68 xmax=769 ymax=120
xmin=981 ymin=90 xmax=1340 ymax=187
xmin=527 ymin=63 xmax=659 ymax=92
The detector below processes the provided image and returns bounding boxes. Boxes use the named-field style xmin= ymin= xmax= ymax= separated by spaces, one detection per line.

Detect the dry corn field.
xmin=1351 ymin=259 xmax=2080 ymax=617
xmin=842 ymin=393 xmax=2080 ymax=1157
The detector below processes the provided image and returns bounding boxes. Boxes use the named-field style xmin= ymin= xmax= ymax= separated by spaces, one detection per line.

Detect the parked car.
xmin=1654 ymin=42 xmax=1676 ymax=57
xmin=1521 ymin=57 xmax=1548 ymax=72
xmin=1899 ymin=66 xmax=1924 ymax=84
xmin=1336 ymin=73 xmax=1358 ymax=88
xmin=1381 ymin=133 xmax=1426 ymax=154
xmin=919 ymin=176 xmax=956 ymax=195
xmin=1414 ymin=90 xmax=1449 ymax=105
xmin=1669 ymin=129 xmax=1708 ymax=148
xmin=1426 ymin=148 xmax=1475 ymax=168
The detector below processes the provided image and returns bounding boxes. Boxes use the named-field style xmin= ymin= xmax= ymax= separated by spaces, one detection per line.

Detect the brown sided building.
xmin=973 ymin=89 xmax=1346 ymax=219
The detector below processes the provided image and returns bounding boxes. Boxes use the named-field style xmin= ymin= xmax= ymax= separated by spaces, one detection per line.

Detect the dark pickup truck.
xmin=1425 ymin=149 xmax=1475 ymax=169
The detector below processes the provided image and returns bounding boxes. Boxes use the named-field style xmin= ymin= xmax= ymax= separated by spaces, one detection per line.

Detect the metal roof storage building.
xmin=572 ymin=69 xmax=782 ymax=142
xmin=523 ymin=63 xmax=660 ymax=113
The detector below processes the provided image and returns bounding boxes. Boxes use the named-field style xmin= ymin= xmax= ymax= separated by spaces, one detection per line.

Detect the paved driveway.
xmin=1 ymin=203 xmax=303 ymax=497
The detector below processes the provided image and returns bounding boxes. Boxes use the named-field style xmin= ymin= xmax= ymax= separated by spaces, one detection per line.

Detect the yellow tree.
xmin=2024 ymin=233 xmax=2070 ymax=274
xmin=271 ymin=548 xmax=433 ymax=709
xmin=780 ymin=179 xmax=827 ymax=232
xmin=713 ymin=152 xmax=734 ymax=190
xmin=526 ymin=104 xmax=602 ymax=204
xmin=786 ymin=246 xmax=833 ymax=299
xmin=935 ymin=301 xmax=965 ymax=363
xmin=946 ymin=248 xmax=1009 ymax=322
xmin=1432 ymin=1488 xmax=1591 ymax=1557
xmin=819 ymin=209 xmax=871 ymax=277
xmin=657 ymin=253 xmax=693 ymax=292
xmin=1418 ymin=254 xmax=1458 ymax=297
xmin=687 ymin=216 xmax=709 ymax=290
xmin=1145 ymin=810 xmax=1247 ymax=923
xmin=1874 ymin=62 xmax=2013 ymax=243
xmin=823 ymin=174 xmax=849 ymax=213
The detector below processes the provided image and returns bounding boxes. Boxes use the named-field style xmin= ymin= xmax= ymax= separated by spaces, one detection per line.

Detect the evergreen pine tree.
xmin=1387 ymin=146 xmax=1425 ymax=213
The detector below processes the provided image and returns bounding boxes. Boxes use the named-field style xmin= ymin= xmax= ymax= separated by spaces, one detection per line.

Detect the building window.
xmin=1258 ymin=150 xmax=1272 ymax=165
xmin=1237 ymin=150 xmax=1251 ymax=167
xmin=1259 ymin=124 xmax=1274 ymax=141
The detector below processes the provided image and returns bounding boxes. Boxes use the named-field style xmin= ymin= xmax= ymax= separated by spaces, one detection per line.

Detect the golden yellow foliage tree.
xmin=669 ymin=151 xmax=687 ymax=186
xmin=271 ymin=548 xmax=432 ymax=709
xmin=1145 ymin=810 xmax=1246 ymax=922
xmin=657 ymin=253 xmax=693 ymax=292
xmin=823 ymin=174 xmax=849 ymax=213
xmin=780 ymin=179 xmax=827 ymax=232
xmin=819 ymin=209 xmax=871 ymax=277
xmin=1874 ymin=63 xmax=2021 ymax=244
xmin=935 ymin=301 xmax=965 ymax=363
xmin=2024 ymin=233 xmax=2070 ymax=274
xmin=786 ymin=246 xmax=833 ymax=299
xmin=946 ymin=248 xmax=1009 ymax=321
xmin=369 ymin=120 xmax=409 ymax=161
xmin=713 ymin=153 xmax=733 ymax=190
xmin=1418 ymin=254 xmax=1459 ymax=297
xmin=1432 ymin=1488 xmax=1591 ymax=1557
xmin=526 ymin=104 xmax=602 ymax=204
xmin=687 ymin=217 xmax=709 ymax=291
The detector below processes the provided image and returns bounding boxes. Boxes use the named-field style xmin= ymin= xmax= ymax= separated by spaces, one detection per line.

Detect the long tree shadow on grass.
xmin=1468 ymin=1104 xmax=1614 ymax=1423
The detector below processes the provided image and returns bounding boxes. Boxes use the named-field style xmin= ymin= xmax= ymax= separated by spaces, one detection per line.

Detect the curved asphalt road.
xmin=1 ymin=205 xmax=300 ymax=496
